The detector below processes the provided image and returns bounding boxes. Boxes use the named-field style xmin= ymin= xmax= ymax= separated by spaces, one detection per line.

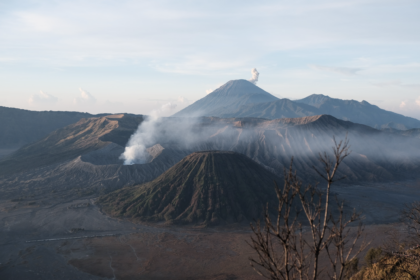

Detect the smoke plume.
xmin=120 ymin=102 xmax=189 ymax=164
xmin=249 ymin=68 xmax=259 ymax=84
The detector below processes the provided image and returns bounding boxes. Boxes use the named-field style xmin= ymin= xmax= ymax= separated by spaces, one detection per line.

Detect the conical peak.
xmin=98 ymin=150 xmax=281 ymax=226
xmin=223 ymin=79 xmax=254 ymax=86
xmin=209 ymin=79 xmax=268 ymax=98
xmin=172 ymin=78 xmax=278 ymax=117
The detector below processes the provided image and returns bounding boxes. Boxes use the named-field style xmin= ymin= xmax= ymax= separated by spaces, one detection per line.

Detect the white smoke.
xmin=249 ymin=68 xmax=259 ymax=84
xmin=120 ymin=102 xmax=181 ymax=164
xmin=119 ymin=116 xmax=159 ymax=164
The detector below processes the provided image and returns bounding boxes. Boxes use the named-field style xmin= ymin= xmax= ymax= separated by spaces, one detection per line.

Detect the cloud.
xmin=28 ymin=90 xmax=58 ymax=105
xmin=152 ymin=55 xmax=247 ymax=75
xmin=311 ymin=65 xmax=362 ymax=76
xmin=404 ymin=84 xmax=420 ymax=90
xmin=177 ymin=96 xmax=190 ymax=104
xmin=17 ymin=12 xmax=58 ymax=32
xmin=73 ymin=88 xmax=96 ymax=105
xmin=371 ymin=80 xmax=401 ymax=87
xmin=160 ymin=102 xmax=177 ymax=112
xmin=372 ymin=80 xmax=420 ymax=90
xmin=206 ymin=89 xmax=213 ymax=95
xmin=395 ymin=98 xmax=420 ymax=111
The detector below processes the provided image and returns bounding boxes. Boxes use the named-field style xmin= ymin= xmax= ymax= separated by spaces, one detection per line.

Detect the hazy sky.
xmin=1 ymin=0 xmax=420 ymax=118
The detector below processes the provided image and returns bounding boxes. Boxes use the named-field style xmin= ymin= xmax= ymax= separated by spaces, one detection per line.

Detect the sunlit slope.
xmin=98 ymin=151 xmax=280 ymax=225
xmin=0 ymin=114 xmax=144 ymax=176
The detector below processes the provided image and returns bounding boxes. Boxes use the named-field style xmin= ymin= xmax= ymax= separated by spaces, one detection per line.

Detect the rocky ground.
xmin=0 ymin=179 xmax=418 ymax=279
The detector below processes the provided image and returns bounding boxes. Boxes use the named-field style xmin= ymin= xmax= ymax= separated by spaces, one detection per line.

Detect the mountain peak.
xmin=295 ymin=94 xmax=332 ymax=107
xmin=208 ymin=79 xmax=271 ymax=98
xmin=173 ymin=79 xmax=279 ymax=117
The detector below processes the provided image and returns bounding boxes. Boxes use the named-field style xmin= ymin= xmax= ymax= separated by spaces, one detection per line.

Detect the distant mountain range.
xmin=1 ymin=79 xmax=418 ymax=154
xmin=174 ymin=79 xmax=420 ymax=129
xmin=3 ymin=113 xmax=420 ymax=183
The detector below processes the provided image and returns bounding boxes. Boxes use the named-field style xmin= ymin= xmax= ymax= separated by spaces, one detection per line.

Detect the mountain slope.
xmin=173 ymin=79 xmax=278 ymax=117
xmin=0 ymin=106 xmax=100 ymax=149
xmin=296 ymin=94 xmax=420 ymax=129
xmin=219 ymin=98 xmax=321 ymax=119
xmin=98 ymin=151 xmax=280 ymax=225
xmin=0 ymin=114 xmax=144 ymax=176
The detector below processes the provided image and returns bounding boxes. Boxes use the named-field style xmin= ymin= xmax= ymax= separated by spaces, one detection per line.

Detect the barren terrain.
xmin=0 ymin=178 xmax=418 ymax=279
xmin=2 ymin=113 xmax=420 ymax=279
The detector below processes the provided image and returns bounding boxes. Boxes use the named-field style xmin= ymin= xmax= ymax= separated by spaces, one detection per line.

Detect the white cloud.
xmin=400 ymin=101 xmax=406 ymax=108
xmin=311 ymin=65 xmax=362 ymax=76
xmin=177 ymin=96 xmax=189 ymax=104
xmin=161 ymin=102 xmax=177 ymax=111
xmin=206 ymin=89 xmax=213 ymax=95
xmin=371 ymin=80 xmax=401 ymax=87
xmin=372 ymin=80 xmax=420 ymax=90
xmin=28 ymin=90 xmax=58 ymax=105
xmin=416 ymin=97 xmax=420 ymax=107
xmin=16 ymin=12 xmax=58 ymax=32
xmin=365 ymin=63 xmax=420 ymax=75
xmin=73 ymin=88 xmax=96 ymax=105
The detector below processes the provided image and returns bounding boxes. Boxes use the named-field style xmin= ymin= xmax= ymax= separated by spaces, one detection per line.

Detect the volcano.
xmin=173 ymin=79 xmax=420 ymax=129
xmin=98 ymin=151 xmax=281 ymax=226
xmin=172 ymin=79 xmax=278 ymax=117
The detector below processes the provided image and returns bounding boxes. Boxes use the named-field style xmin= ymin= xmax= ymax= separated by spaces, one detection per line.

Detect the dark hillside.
xmin=0 ymin=114 xmax=144 ymax=176
xmin=98 ymin=151 xmax=281 ymax=226
xmin=0 ymin=106 xmax=99 ymax=148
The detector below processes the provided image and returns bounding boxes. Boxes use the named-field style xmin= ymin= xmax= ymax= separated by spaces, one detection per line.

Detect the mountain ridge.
xmin=173 ymin=81 xmax=420 ymax=129
xmin=296 ymin=94 xmax=420 ymax=129
xmin=0 ymin=106 xmax=102 ymax=149
xmin=0 ymin=114 xmax=144 ymax=176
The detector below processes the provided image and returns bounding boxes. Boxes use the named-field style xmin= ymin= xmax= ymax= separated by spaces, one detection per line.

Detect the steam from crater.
xmin=249 ymin=68 xmax=259 ymax=84
xmin=120 ymin=103 xmax=176 ymax=164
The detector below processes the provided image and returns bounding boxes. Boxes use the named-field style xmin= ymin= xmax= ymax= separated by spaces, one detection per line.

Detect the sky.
xmin=0 ymin=0 xmax=420 ymax=118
